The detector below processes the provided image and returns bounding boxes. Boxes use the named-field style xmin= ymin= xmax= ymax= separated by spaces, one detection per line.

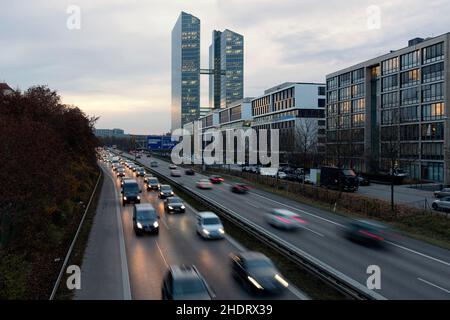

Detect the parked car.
xmin=133 ymin=203 xmax=159 ymax=235
xmin=230 ymin=251 xmax=289 ymax=295
xmin=434 ymin=187 xmax=450 ymax=198
xmin=170 ymin=169 xmax=182 ymax=177
xmin=277 ymin=171 xmax=287 ymax=179
xmin=185 ymin=168 xmax=195 ymax=176
xmin=196 ymin=179 xmax=213 ymax=189
xmin=162 ymin=265 xmax=213 ymax=300
xmin=357 ymin=175 xmax=370 ymax=186
xmin=432 ymin=196 xmax=450 ymax=212
xmin=159 ymin=184 xmax=174 ymax=199
xmin=231 ymin=183 xmax=250 ymax=194
xmin=209 ymin=175 xmax=224 ymax=184
xmin=196 ymin=212 xmax=225 ymax=239
xmin=265 ymin=209 xmax=306 ymax=230
xmin=121 ymin=179 xmax=141 ymax=206
xmin=164 ymin=196 xmax=186 ymax=213
xmin=146 ymin=177 xmax=160 ymax=191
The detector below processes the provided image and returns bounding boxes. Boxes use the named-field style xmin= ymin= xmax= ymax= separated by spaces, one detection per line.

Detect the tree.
xmin=380 ymin=125 xmax=400 ymax=212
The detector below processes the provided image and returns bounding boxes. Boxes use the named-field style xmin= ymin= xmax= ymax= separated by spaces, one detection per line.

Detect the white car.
xmin=196 ymin=179 xmax=213 ymax=189
xmin=196 ymin=212 xmax=225 ymax=239
xmin=170 ymin=169 xmax=182 ymax=177
xmin=265 ymin=209 xmax=306 ymax=230
xmin=432 ymin=197 xmax=450 ymax=212
xmin=169 ymin=164 xmax=177 ymax=170
xmin=277 ymin=171 xmax=287 ymax=179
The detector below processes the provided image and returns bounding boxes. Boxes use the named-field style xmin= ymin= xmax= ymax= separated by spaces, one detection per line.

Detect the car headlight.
xmin=274 ymin=274 xmax=289 ymax=287
xmin=137 ymin=222 xmax=143 ymax=229
xmin=170 ymin=191 xmax=174 ymax=195
xmin=168 ymin=206 xmax=173 ymax=210
xmin=123 ymin=196 xmax=127 ymax=200
xmin=218 ymin=228 xmax=225 ymax=234
xmin=153 ymin=221 xmax=159 ymax=228
xmin=247 ymin=276 xmax=264 ymax=290
xmin=160 ymin=192 xmax=164 ymax=195
xmin=202 ymin=229 xmax=210 ymax=235
xmin=137 ymin=196 xmax=141 ymax=200
xmin=180 ymin=205 xmax=185 ymax=209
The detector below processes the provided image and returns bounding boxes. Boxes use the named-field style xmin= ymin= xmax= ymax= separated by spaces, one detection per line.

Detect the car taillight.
xmin=291 ymin=216 xmax=306 ymax=224
xmin=358 ymin=230 xmax=384 ymax=241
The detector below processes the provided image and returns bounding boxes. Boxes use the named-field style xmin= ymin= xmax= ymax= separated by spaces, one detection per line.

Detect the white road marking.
xmin=286 ymin=283 xmax=310 ymax=300
xmin=246 ymin=201 xmax=260 ymax=208
xmin=224 ymin=235 xmax=246 ymax=252
xmin=303 ymin=226 xmax=325 ymax=237
xmin=386 ymin=241 xmax=450 ymax=267
xmin=104 ymin=167 xmax=132 ymax=300
xmin=417 ymin=278 xmax=450 ymax=294
xmin=161 ymin=217 xmax=170 ymax=230
xmin=156 ymin=241 xmax=169 ymax=268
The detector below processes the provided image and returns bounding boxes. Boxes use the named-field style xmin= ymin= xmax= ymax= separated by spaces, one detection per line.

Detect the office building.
xmin=94 ymin=128 xmax=126 ymax=138
xmin=209 ymin=30 xmax=222 ymax=109
xmin=171 ymin=12 xmax=201 ymax=131
xmin=326 ymin=33 xmax=449 ymax=183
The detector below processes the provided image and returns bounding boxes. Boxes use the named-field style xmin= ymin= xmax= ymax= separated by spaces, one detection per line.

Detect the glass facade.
xmin=220 ymin=30 xmax=244 ymax=108
xmin=171 ymin=12 xmax=200 ymax=131
xmin=209 ymin=30 xmax=222 ymax=109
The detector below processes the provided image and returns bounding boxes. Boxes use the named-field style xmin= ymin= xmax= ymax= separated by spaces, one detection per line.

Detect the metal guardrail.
xmin=122 ymin=154 xmax=387 ymax=300
xmin=49 ymin=169 xmax=103 ymax=300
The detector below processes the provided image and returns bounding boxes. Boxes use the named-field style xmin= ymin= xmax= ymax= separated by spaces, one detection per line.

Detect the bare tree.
xmin=380 ymin=125 xmax=400 ymax=212
xmin=293 ymin=118 xmax=319 ymax=170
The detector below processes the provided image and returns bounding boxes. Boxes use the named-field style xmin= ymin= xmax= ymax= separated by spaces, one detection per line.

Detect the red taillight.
xmin=276 ymin=216 xmax=293 ymax=224
xmin=291 ymin=216 xmax=306 ymax=224
xmin=358 ymin=230 xmax=384 ymax=241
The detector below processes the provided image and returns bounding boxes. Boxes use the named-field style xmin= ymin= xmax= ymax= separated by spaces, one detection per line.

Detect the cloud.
xmin=1 ymin=0 xmax=449 ymax=134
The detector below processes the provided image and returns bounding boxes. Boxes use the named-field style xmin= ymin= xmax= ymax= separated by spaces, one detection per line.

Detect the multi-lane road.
xmin=75 ymin=160 xmax=304 ymax=300
xmin=124 ymin=153 xmax=450 ymax=300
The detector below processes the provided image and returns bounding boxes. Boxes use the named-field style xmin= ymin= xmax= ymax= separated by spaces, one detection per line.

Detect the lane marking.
xmin=417 ymin=278 xmax=450 ymax=294
xmin=104 ymin=166 xmax=132 ymax=300
xmin=386 ymin=241 xmax=450 ymax=267
xmin=224 ymin=235 xmax=246 ymax=252
xmin=246 ymin=201 xmax=260 ymax=208
xmin=286 ymin=283 xmax=310 ymax=300
xmin=156 ymin=241 xmax=169 ymax=268
xmin=161 ymin=217 xmax=170 ymax=230
xmin=303 ymin=226 xmax=325 ymax=237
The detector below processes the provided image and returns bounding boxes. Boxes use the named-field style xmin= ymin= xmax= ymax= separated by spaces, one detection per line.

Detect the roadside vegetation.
xmin=0 ymin=86 xmax=99 ymax=299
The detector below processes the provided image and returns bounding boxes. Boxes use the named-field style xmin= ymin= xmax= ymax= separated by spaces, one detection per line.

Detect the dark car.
xmin=185 ymin=168 xmax=195 ymax=176
xmin=159 ymin=184 xmax=174 ymax=199
xmin=121 ymin=179 xmax=141 ymax=206
xmin=116 ymin=167 xmax=126 ymax=177
xmin=230 ymin=251 xmax=289 ymax=295
xmin=150 ymin=161 xmax=158 ymax=167
xmin=434 ymin=187 xmax=450 ymax=198
xmin=121 ymin=177 xmax=133 ymax=186
xmin=135 ymin=167 xmax=146 ymax=177
xmin=164 ymin=197 xmax=186 ymax=213
xmin=143 ymin=174 xmax=153 ymax=183
xmin=162 ymin=265 xmax=213 ymax=300
xmin=146 ymin=177 xmax=160 ymax=191
xmin=133 ymin=203 xmax=159 ymax=235
xmin=357 ymin=175 xmax=370 ymax=186
xmin=345 ymin=219 xmax=389 ymax=246
xmin=231 ymin=183 xmax=250 ymax=194
xmin=209 ymin=175 xmax=224 ymax=184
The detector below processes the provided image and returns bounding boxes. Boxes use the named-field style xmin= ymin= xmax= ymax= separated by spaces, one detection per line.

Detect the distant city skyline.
xmin=1 ymin=0 xmax=449 ymax=134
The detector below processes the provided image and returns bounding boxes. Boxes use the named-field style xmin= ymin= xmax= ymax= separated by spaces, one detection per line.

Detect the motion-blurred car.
xmin=169 ymin=164 xmax=177 ymax=170
xmin=434 ymin=187 xmax=450 ymax=198
xmin=209 ymin=175 xmax=224 ymax=184
xmin=121 ymin=179 xmax=141 ymax=206
xmin=230 ymin=251 xmax=289 ymax=294
xmin=196 ymin=179 xmax=213 ymax=189
xmin=116 ymin=167 xmax=126 ymax=177
xmin=164 ymin=196 xmax=186 ymax=213
xmin=185 ymin=168 xmax=195 ymax=176
xmin=196 ymin=212 xmax=225 ymax=239
xmin=146 ymin=177 xmax=160 ymax=191
xmin=265 ymin=209 xmax=306 ymax=230
xmin=133 ymin=203 xmax=159 ymax=236
xmin=162 ymin=265 xmax=213 ymax=300
xmin=170 ymin=169 xmax=182 ymax=177
xmin=231 ymin=183 xmax=250 ymax=194
xmin=150 ymin=161 xmax=158 ymax=167
xmin=357 ymin=175 xmax=370 ymax=186
xmin=345 ymin=219 xmax=388 ymax=245
xmin=143 ymin=174 xmax=153 ymax=183
xmin=135 ymin=167 xmax=146 ymax=177
xmin=432 ymin=196 xmax=450 ymax=212
xmin=159 ymin=184 xmax=174 ymax=199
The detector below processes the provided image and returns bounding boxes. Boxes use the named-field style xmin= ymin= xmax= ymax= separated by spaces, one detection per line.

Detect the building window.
xmin=422 ymin=143 xmax=444 ymax=160
xmin=340 ymin=101 xmax=351 ymax=114
xmin=400 ymin=143 xmax=419 ymax=159
xmin=421 ymin=122 xmax=444 ymax=140
xmin=352 ymin=68 xmax=365 ymax=83
xmin=318 ymin=98 xmax=325 ymax=108
xmin=382 ymin=74 xmax=399 ymax=91
xmin=382 ymin=57 xmax=399 ymax=75
xmin=352 ymin=83 xmax=365 ymax=98
xmin=400 ymin=106 xmax=419 ymax=122
xmin=422 ymin=42 xmax=444 ymax=64
xmin=339 ymin=87 xmax=351 ymax=100
xmin=328 ymin=90 xmax=338 ymax=103
xmin=422 ymin=62 xmax=444 ymax=83
xmin=421 ymin=162 xmax=443 ymax=182
xmin=352 ymin=98 xmax=365 ymax=113
xmin=422 ymin=82 xmax=444 ymax=102
xmin=400 ymin=87 xmax=419 ymax=105
xmin=382 ymin=92 xmax=399 ymax=108
xmin=400 ymin=50 xmax=419 ymax=70
xmin=327 ymin=77 xmax=338 ymax=90
xmin=400 ymin=124 xmax=419 ymax=141
xmin=400 ymin=69 xmax=420 ymax=88
xmin=381 ymin=109 xmax=399 ymax=125
xmin=352 ymin=113 xmax=365 ymax=127
xmin=318 ymin=86 xmax=326 ymax=96
xmin=339 ymin=73 xmax=351 ymax=87
xmin=422 ymin=102 xmax=444 ymax=121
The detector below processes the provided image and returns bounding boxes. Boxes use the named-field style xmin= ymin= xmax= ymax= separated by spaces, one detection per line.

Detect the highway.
xmin=78 ymin=160 xmax=303 ymax=300
xmin=125 ymin=152 xmax=450 ymax=300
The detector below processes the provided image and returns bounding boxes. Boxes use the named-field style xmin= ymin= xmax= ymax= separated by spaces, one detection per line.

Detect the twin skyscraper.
xmin=171 ymin=11 xmax=244 ymax=131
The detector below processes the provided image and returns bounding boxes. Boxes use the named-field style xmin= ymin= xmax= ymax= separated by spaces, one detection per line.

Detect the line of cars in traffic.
xmin=99 ymin=152 xmax=294 ymax=299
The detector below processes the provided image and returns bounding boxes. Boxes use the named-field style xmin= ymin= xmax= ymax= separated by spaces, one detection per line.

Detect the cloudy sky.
xmin=1 ymin=0 xmax=449 ymax=134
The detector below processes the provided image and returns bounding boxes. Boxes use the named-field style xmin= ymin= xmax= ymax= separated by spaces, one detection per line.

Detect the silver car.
xmin=265 ymin=209 xmax=306 ymax=230
xmin=432 ymin=196 xmax=450 ymax=212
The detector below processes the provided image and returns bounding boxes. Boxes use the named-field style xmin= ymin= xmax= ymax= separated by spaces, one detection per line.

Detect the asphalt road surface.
xmin=125 ymin=153 xmax=450 ymax=300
